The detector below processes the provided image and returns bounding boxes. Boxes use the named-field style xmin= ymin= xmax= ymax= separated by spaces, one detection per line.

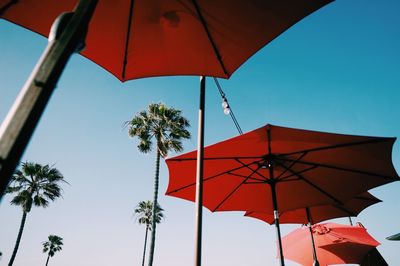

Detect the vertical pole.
xmin=348 ymin=216 xmax=353 ymax=226
xmin=0 ymin=0 xmax=98 ymax=200
xmin=194 ymin=76 xmax=205 ymax=266
xmin=270 ymin=179 xmax=285 ymax=266
xmin=305 ymin=207 xmax=320 ymax=266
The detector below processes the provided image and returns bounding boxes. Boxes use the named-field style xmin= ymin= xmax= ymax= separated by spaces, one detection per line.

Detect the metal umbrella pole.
xmin=266 ymin=125 xmax=285 ymax=266
xmin=0 ymin=0 xmax=98 ymax=199
xmin=270 ymin=178 xmax=285 ymax=266
xmin=305 ymin=207 xmax=320 ymax=266
xmin=194 ymin=76 xmax=206 ymax=266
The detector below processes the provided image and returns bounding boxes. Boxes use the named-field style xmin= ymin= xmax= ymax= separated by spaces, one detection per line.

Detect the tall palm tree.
xmin=42 ymin=235 xmax=63 ymax=266
xmin=127 ymin=103 xmax=190 ymax=266
xmin=6 ymin=162 xmax=66 ymax=266
xmin=135 ymin=201 xmax=164 ymax=266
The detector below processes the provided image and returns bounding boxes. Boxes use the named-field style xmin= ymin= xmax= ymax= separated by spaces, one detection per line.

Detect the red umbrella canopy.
xmin=0 ymin=0 xmax=332 ymax=81
xmin=282 ymin=223 xmax=380 ymax=266
xmin=244 ymin=191 xmax=381 ymax=225
xmin=166 ymin=124 xmax=398 ymax=213
xmin=361 ymin=248 xmax=389 ymax=266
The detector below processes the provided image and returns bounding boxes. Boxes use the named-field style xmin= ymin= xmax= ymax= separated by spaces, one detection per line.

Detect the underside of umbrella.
xmin=166 ymin=124 xmax=398 ymax=213
xmin=361 ymin=248 xmax=389 ymax=266
xmin=245 ymin=191 xmax=381 ymax=225
xmin=0 ymin=0 xmax=334 ymax=200
xmin=282 ymin=223 xmax=380 ymax=266
xmin=166 ymin=124 xmax=398 ymax=266
xmin=0 ymin=0 xmax=333 ymax=80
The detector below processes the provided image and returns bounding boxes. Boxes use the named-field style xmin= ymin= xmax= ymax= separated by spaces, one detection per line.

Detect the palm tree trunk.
xmin=142 ymin=226 xmax=149 ymax=266
xmin=45 ymin=253 xmax=50 ymax=266
xmin=8 ymin=211 xmax=28 ymax=266
xmin=147 ymin=148 xmax=161 ymax=266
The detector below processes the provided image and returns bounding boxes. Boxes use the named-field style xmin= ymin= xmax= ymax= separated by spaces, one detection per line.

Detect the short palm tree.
xmin=42 ymin=235 xmax=63 ymax=266
xmin=6 ymin=162 xmax=66 ymax=266
xmin=135 ymin=201 xmax=164 ymax=266
xmin=127 ymin=103 xmax=190 ymax=266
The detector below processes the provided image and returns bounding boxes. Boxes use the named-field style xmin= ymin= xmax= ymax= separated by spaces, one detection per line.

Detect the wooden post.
xmin=0 ymin=0 xmax=98 ymax=199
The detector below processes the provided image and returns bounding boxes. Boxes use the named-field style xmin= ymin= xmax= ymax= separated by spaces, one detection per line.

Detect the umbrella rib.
xmin=267 ymin=125 xmax=272 ymax=155
xmin=167 ymin=158 xmax=265 ymax=194
xmin=191 ymin=0 xmax=229 ymax=76
xmin=278 ymin=138 xmax=391 ymax=157
xmin=274 ymin=160 xmax=344 ymax=205
xmin=122 ymin=0 xmax=135 ymax=80
xmin=167 ymin=155 xmax=265 ymax=162
xmin=229 ymin=172 xmax=266 ymax=182
xmin=276 ymin=152 xmax=308 ymax=180
xmin=235 ymin=158 xmax=269 ymax=180
xmin=279 ymin=165 xmax=318 ymax=181
xmin=277 ymin=157 xmax=396 ymax=180
xmin=331 ymin=204 xmax=357 ymax=217
xmin=0 ymin=0 xmax=17 ymax=15
xmin=354 ymin=195 xmax=382 ymax=203
xmin=212 ymin=165 xmax=262 ymax=212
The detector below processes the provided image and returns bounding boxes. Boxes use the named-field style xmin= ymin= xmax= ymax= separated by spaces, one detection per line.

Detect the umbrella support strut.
xmin=0 ymin=0 xmax=98 ymax=200
xmin=270 ymin=180 xmax=285 ymax=266
xmin=194 ymin=76 xmax=206 ymax=266
xmin=306 ymin=207 xmax=320 ymax=266
xmin=348 ymin=216 xmax=353 ymax=226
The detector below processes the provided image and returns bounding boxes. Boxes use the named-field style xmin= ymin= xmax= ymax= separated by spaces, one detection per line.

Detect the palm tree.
xmin=6 ymin=162 xmax=66 ymax=266
xmin=135 ymin=201 xmax=164 ymax=266
xmin=127 ymin=103 xmax=190 ymax=266
xmin=42 ymin=235 xmax=63 ymax=266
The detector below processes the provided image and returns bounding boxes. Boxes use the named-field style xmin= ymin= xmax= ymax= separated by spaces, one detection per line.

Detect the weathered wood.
xmin=0 ymin=0 xmax=98 ymax=199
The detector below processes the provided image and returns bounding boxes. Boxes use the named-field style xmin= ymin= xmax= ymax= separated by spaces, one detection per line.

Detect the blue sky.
xmin=1 ymin=1 xmax=400 ymax=265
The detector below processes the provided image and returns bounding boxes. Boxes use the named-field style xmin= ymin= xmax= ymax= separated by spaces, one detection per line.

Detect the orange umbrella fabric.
xmin=282 ymin=223 xmax=380 ymax=266
xmin=166 ymin=124 xmax=398 ymax=213
xmin=244 ymin=191 xmax=381 ymax=225
xmin=0 ymin=0 xmax=333 ymax=81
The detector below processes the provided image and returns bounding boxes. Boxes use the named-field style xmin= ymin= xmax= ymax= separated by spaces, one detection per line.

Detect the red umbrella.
xmin=244 ymin=191 xmax=381 ymax=225
xmin=0 ymin=2 xmax=333 ymax=265
xmin=0 ymin=0 xmax=333 ymax=80
xmin=245 ymin=191 xmax=381 ymax=266
xmin=361 ymin=248 xmax=389 ymax=266
xmin=166 ymin=124 xmax=399 ymax=265
xmin=0 ymin=0 xmax=333 ymax=198
xmin=282 ymin=222 xmax=380 ymax=266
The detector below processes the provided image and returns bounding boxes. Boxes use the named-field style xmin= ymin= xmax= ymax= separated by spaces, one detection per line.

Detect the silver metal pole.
xmin=194 ymin=76 xmax=205 ymax=266
xmin=0 ymin=0 xmax=98 ymax=199
xmin=305 ymin=207 xmax=320 ymax=266
xmin=270 ymin=181 xmax=285 ymax=266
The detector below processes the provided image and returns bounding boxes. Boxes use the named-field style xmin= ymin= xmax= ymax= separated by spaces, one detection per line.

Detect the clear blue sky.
xmin=1 ymin=1 xmax=400 ymax=265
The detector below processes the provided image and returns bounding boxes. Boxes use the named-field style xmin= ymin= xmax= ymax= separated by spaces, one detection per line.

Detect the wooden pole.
xmin=0 ymin=0 xmax=98 ymax=199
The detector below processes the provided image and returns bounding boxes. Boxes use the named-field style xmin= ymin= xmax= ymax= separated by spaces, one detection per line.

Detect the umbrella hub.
xmin=259 ymin=154 xmax=277 ymax=168
xmin=312 ymin=224 xmax=331 ymax=235
xmin=258 ymin=161 xmax=273 ymax=169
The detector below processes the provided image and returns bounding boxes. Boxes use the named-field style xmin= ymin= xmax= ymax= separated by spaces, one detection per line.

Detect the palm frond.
xmin=42 ymin=235 xmax=63 ymax=257
xmin=8 ymin=161 xmax=66 ymax=213
xmin=134 ymin=200 xmax=165 ymax=229
xmin=127 ymin=100 xmax=191 ymax=194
